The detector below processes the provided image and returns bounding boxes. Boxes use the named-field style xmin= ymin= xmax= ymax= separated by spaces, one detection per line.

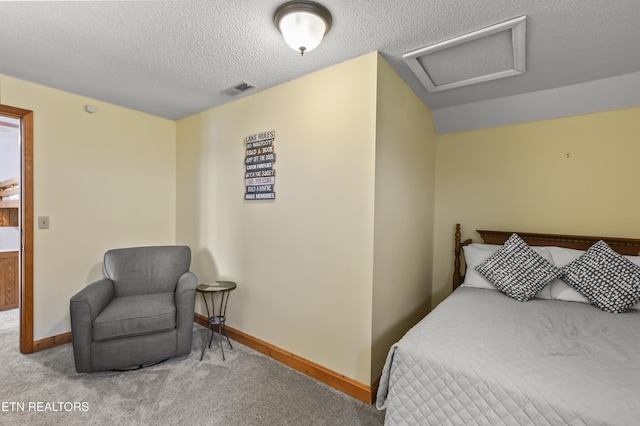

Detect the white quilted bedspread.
xmin=376 ymin=287 xmax=640 ymax=425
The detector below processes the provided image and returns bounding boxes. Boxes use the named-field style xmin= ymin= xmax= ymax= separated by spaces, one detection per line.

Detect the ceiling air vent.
xmin=220 ymin=81 xmax=255 ymax=96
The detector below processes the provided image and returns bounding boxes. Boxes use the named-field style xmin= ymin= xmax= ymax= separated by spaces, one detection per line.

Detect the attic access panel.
xmin=404 ymin=16 xmax=526 ymax=92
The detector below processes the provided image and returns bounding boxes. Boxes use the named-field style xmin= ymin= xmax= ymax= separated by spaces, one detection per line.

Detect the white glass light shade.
xmin=278 ymin=11 xmax=327 ymax=54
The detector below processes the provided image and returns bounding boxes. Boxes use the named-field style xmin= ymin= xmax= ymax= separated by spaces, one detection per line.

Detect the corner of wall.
xmin=370 ymin=56 xmax=437 ymax=382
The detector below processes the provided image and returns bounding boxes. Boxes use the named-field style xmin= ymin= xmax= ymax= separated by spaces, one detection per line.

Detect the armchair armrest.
xmin=71 ymin=278 xmax=115 ymax=321
xmin=175 ymin=271 xmax=198 ymax=305
xmin=175 ymin=271 xmax=197 ymax=355
xmin=70 ymin=278 xmax=115 ymax=372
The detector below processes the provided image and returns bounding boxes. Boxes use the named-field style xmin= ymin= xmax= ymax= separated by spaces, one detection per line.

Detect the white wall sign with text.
xmin=244 ymin=130 xmax=276 ymax=200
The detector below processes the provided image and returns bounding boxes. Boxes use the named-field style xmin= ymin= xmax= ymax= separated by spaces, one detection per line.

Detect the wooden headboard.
xmin=453 ymin=223 xmax=640 ymax=290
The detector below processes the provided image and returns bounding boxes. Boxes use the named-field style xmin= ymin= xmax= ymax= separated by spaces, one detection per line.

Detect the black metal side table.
xmin=196 ymin=281 xmax=237 ymax=361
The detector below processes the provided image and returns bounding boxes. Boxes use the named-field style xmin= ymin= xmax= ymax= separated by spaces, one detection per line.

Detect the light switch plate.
xmin=38 ymin=216 xmax=49 ymax=229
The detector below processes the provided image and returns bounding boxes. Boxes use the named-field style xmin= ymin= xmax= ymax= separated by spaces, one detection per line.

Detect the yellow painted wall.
xmin=0 ymin=75 xmax=176 ymax=340
xmin=371 ymin=55 xmax=436 ymax=380
xmin=176 ymin=53 xmax=379 ymax=384
xmin=432 ymin=106 xmax=640 ymax=307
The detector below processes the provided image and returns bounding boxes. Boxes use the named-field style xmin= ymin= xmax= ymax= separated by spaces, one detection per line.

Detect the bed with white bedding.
xmin=376 ymin=225 xmax=640 ymax=425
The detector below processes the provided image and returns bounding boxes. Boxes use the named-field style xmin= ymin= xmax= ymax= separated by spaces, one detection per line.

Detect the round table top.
xmin=196 ymin=281 xmax=237 ymax=293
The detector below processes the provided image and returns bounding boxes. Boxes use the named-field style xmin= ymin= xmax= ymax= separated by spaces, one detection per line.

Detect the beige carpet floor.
xmin=0 ymin=309 xmax=385 ymax=425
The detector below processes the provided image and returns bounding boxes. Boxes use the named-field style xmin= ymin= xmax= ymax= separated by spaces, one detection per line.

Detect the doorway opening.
xmin=0 ymin=104 xmax=34 ymax=354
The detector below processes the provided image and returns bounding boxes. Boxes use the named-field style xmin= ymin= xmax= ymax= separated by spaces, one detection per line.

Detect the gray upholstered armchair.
xmin=70 ymin=246 xmax=197 ymax=372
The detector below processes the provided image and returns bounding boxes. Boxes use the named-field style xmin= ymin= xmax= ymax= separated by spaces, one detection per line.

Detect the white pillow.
xmin=625 ymin=254 xmax=640 ymax=310
xmin=462 ymin=243 xmax=553 ymax=299
xmin=461 ymin=244 xmax=500 ymax=290
xmin=549 ymin=246 xmax=640 ymax=310
xmin=548 ymin=247 xmax=591 ymax=304
xmin=627 ymin=255 xmax=640 ymax=268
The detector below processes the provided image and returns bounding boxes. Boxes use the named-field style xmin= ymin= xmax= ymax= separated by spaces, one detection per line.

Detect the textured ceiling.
xmin=0 ymin=0 xmax=639 ymax=120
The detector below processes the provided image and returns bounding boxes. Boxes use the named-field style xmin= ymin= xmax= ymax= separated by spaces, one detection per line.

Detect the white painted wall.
xmin=0 ymin=117 xmax=20 ymax=251
xmin=371 ymin=55 xmax=436 ymax=380
xmin=0 ymin=119 xmax=19 ymax=180
xmin=176 ymin=53 xmax=379 ymax=384
xmin=0 ymin=75 xmax=177 ymax=339
xmin=432 ymin=71 xmax=640 ymax=133
xmin=0 ymin=227 xmax=19 ymax=251
xmin=432 ymin=106 xmax=640 ymax=307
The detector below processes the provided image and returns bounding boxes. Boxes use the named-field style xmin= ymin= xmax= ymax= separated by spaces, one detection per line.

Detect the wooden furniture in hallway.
xmin=0 ymin=250 xmax=18 ymax=310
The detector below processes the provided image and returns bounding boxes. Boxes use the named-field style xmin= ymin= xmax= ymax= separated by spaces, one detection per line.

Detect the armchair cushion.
xmin=93 ymin=292 xmax=176 ymax=342
xmin=104 ymin=246 xmax=191 ymax=298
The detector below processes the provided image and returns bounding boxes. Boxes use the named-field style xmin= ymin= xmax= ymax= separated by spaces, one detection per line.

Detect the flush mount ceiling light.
xmin=274 ymin=0 xmax=332 ymax=56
